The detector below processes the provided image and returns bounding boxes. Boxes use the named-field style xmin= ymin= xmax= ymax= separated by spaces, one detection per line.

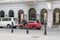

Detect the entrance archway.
xmin=29 ymin=8 xmax=36 ymax=20
xmin=53 ymin=8 xmax=60 ymax=25
xmin=0 ymin=10 xmax=5 ymax=17
xmin=40 ymin=9 xmax=48 ymax=25
xmin=18 ymin=10 xmax=24 ymax=23
xmin=9 ymin=10 xmax=14 ymax=17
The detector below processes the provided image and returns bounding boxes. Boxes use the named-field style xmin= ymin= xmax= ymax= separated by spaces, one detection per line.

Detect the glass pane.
xmin=53 ymin=8 xmax=60 ymax=25
xmin=0 ymin=10 xmax=5 ymax=17
xmin=2 ymin=18 xmax=11 ymax=21
xmin=29 ymin=8 xmax=36 ymax=20
xmin=7 ymin=18 xmax=11 ymax=21
xmin=41 ymin=9 xmax=47 ymax=25
xmin=2 ymin=18 xmax=6 ymax=21
xmin=9 ymin=10 xmax=14 ymax=17
xmin=18 ymin=10 xmax=24 ymax=23
xmin=24 ymin=14 xmax=27 ymax=20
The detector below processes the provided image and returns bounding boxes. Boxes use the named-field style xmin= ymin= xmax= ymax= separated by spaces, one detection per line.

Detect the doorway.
xmin=9 ymin=10 xmax=14 ymax=17
xmin=18 ymin=10 xmax=24 ymax=23
xmin=0 ymin=10 xmax=5 ymax=17
xmin=40 ymin=9 xmax=48 ymax=25
xmin=29 ymin=8 xmax=36 ymax=20
xmin=53 ymin=8 xmax=60 ymax=28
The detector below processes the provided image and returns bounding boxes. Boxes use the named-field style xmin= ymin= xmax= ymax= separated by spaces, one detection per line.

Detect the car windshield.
xmin=29 ymin=20 xmax=34 ymax=23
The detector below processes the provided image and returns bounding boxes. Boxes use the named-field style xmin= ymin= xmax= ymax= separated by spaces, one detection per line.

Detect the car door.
xmin=1 ymin=18 xmax=6 ymax=26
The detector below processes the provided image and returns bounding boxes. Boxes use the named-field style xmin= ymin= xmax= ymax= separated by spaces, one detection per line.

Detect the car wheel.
xmin=7 ymin=24 xmax=11 ymax=29
xmin=19 ymin=25 xmax=23 ymax=29
xmin=32 ymin=26 xmax=37 ymax=30
xmin=13 ymin=26 xmax=16 ymax=28
xmin=37 ymin=28 xmax=40 ymax=30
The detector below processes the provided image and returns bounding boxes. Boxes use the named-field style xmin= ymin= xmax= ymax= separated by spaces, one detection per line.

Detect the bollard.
xmin=44 ymin=23 xmax=47 ymax=35
xmin=26 ymin=28 xmax=29 ymax=34
xmin=26 ymin=22 xmax=29 ymax=34
xmin=11 ymin=22 xmax=13 ymax=33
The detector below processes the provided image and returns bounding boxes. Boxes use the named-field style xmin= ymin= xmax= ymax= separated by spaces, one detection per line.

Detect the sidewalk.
xmin=0 ymin=32 xmax=60 ymax=40
xmin=0 ymin=28 xmax=60 ymax=40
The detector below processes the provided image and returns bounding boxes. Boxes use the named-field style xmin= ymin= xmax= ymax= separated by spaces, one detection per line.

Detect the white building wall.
xmin=47 ymin=3 xmax=60 ymax=28
xmin=0 ymin=2 xmax=60 ymax=28
xmin=0 ymin=4 xmax=29 ymax=21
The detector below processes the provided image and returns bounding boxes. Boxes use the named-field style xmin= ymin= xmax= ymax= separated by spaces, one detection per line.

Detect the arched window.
xmin=0 ymin=10 xmax=5 ymax=17
xmin=29 ymin=8 xmax=36 ymax=20
xmin=18 ymin=10 xmax=24 ymax=23
xmin=53 ymin=8 xmax=60 ymax=25
xmin=9 ymin=10 xmax=14 ymax=17
xmin=40 ymin=9 xmax=48 ymax=25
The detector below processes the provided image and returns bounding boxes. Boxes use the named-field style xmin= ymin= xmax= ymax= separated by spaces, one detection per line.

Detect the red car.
xmin=25 ymin=21 xmax=42 ymax=30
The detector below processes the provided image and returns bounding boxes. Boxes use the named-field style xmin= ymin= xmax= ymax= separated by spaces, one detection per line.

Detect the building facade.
xmin=0 ymin=0 xmax=60 ymax=28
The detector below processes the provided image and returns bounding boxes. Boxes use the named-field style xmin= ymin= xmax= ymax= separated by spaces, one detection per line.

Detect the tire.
xmin=7 ymin=24 xmax=11 ymax=29
xmin=19 ymin=25 xmax=23 ymax=29
xmin=32 ymin=26 xmax=37 ymax=30
xmin=13 ymin=26 xmax=16 ymax=28
xmin=37 ymin=28 xmax=41 ymax=30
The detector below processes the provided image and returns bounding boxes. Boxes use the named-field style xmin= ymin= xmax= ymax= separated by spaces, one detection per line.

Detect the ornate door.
xmin=18 ymin=10 xmax=24 ymax=23
xmin=53 ymin=8 xmax=60 ymax=25
xmin=40 ymin=9 xmax=48 ymax=25
xmin=29 ymin=8 xmax=36 ymax=20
